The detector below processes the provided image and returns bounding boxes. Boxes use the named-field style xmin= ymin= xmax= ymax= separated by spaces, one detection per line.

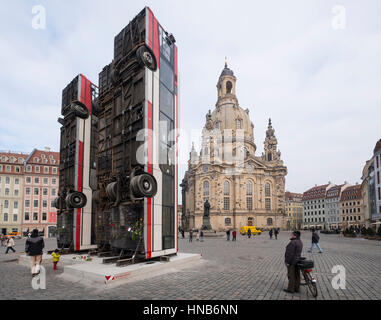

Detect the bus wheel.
xmin=130 ymin=173 xmax=157 ymax=198
xmin=70 ymin=101 xmax=89 ymax=119
xmin=65 ymin=192 xmax=87 ymax=209
xmin=106 ymin=182 xmax=117 ymax=201
xmin=52 ymin=197 xmax=65 ymax=209
xmin=136 ymin=45 xmax=157 ymax=71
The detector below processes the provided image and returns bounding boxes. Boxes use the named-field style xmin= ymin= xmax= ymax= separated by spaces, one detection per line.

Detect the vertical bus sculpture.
xmin=55 ymin=74 xmax=99 ymax=251
xmin=96 ymin=7 xmax=179 ymax=260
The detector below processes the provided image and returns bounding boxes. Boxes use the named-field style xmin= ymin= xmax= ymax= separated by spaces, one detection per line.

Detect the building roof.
xmin=325 ymin=184 xmax=344 ymax=199
xmin=340 ymin=184 xmax=362 ymax=202
xmin=302 ymin=184 xmax=329 ymax=201
xmin=26 ymin=148 xmax=59 ymax=165
xmin=220 ymin=62 xmax=234 ymax=78
xmin=285 ymin=191 xmax=303 ymax=201
xmin=0 ymin=151 xmax=29 ymax=164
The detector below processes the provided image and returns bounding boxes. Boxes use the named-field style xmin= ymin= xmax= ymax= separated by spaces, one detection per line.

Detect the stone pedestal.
xmin=201 ymin=216 xmax=212 ymax=231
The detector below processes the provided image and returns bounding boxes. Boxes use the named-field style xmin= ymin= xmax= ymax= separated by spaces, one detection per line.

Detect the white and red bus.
xmin=55 ymin=74 xmax=98 ymax=251
xmin=96 ymin=7 xmax=179 ymax=260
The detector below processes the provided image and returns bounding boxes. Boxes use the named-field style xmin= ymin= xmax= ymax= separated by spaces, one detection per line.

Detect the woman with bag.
xmin=5 ymin=236 xmax=16 ymax=254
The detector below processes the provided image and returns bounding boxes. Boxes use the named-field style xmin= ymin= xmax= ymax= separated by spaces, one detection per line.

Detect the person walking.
xmin=181 ymin=229 xmax=185 ymax=239
xmin=5 ymin=236 xmax=16 ymax=254
xmin=284 ymin=231 xmax=303 ymax=294
xmin=189 ymin=229 xmax=193 ymax=243
xmin=308 ymin=228 xmax=323 ymax=253
xmin=247 ymin=227 xmax=252 ymax=239
xmin=196 ymin=229 xmax=200 ymax=241
xmin=200 ymin=230 xmax=204 ymax=242
xmin=25 ymin=229 xmax=45 ymax=276
xmin=51 ymin=249 xmax=61 ymax=270
xmin=232 ymin=229 xmax=237 ymax=241
xmin=269 ymin=228 xmax=273 ymax=239
xmin=226 ymin=229 xmax=231 ymax=241
xmin=274 ymin=228 xmax=279 ymax=240
xmin=1 ymin=234 xmax=6 ymax=247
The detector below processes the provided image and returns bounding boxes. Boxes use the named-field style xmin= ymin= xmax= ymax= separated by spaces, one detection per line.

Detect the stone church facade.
xmin=181 ymin=63 xmax=288 ymax=231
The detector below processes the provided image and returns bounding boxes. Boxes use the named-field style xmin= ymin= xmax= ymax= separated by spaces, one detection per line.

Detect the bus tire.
xmin=65 ymin=192 xmax=87 ymax=209
xmin=136 ymin=45 xmax=157 ymax=71
xmin=71 ymin=101 xmax=89 ymax=119
xmin=130 ymin=173 xmax=157 ymax=198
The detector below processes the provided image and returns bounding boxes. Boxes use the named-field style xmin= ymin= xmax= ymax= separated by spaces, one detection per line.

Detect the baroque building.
xmin=181 ymin=63 xmax=287 ymax=231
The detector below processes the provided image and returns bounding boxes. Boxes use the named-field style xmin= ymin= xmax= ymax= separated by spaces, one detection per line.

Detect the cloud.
xmin=0 ymin=0 xmax=380 ymax=197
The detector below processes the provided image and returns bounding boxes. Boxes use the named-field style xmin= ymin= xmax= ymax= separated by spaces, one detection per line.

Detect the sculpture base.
xmin=201 ymin=216 xmax=212 ymax=231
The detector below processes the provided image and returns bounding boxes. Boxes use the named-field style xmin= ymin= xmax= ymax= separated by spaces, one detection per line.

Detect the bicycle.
xmin=297 ymin=257 xmax=318 ymax=297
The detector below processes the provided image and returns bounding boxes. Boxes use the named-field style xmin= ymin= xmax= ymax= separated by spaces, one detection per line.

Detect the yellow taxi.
xmin=240 ymin=226 xmax=262 ymax=235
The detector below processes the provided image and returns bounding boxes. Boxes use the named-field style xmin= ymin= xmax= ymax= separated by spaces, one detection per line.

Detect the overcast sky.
xmin=0 ymin=0 xmax=380 ymax=196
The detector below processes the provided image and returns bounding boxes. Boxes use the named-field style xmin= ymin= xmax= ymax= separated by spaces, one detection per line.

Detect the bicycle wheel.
xmin=304 ymin=272 xmax=318 ymax=297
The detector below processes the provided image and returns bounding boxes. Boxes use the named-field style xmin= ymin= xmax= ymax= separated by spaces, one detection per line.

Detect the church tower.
xmin=182 ymin=61 xmax=287 ymax=232
xmin=263 ymin=119 xmax=281 ymax=162
xmin=216 ymin=61 xmax=239 ymax=107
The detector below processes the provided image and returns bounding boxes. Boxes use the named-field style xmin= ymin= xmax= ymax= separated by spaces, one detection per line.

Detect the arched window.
xmin=268 ymin=153 xmax=272 ymax=161
xmin=226 ymin=81 xmax=232 ymax=94
xmin=224 ymin=181 xmax=230 ymax=195
xmin=246 ymin=181 xmax=253 ymax=195
xmin=267 ymin=218 xmax=273 ymax=226
xmin=203 ymin=181 xmax=209 ymax=196
xmin=246 ymin=181 xmax=253 ymax=211
xmin=265 ymin=183 xmax=271 ymax=197
xmin=223 ymin=181 xmax=230 ymax=210
xmin=236 ymin=119 xmax=242 ymax=129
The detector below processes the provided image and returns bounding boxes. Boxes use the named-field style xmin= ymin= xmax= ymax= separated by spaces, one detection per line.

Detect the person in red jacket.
xmin=232 ymin=229 xmax=237 ymax=241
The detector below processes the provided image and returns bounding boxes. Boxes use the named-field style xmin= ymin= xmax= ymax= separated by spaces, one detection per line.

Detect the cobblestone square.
xmin=0 ymin=231 xmax=380 ymax=300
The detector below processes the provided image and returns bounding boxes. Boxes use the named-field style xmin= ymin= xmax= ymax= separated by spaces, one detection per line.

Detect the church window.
xmin=265 ymin=183 xmax=271 ymax=197
xmin=224 ymin=181 xmax=230 ymax=195
xmin=236 ymin=119 xmax=242 ymax=129
xmin=224 ymin=197 xmax=230 ymax=211
xmin=247 ymin=197 xmax=253 ymax=211
xmin=226 ymin=81 xmax=232 ymax=94
xmin=203 ymin=181 xmax=209 ymax=196
xmin=225 ymin=218 xmax=231 ymax=225
xmin=268 ymin=153 xmax=272 ymax=161
xmin=265 ymin=198 xmax=271 ymax=211
xmin=246 ymin=181 xmax=253 ymax=195
xmin=215 ymin=122 xmax=219 ymax=129
xmin=267 ymin=218 xmax=273 ymax=226
xmin=202 ymin=165 xmax=208 ymax=173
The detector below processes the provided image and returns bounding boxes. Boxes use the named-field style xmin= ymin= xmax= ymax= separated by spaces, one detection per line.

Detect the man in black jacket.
xmin=284 ymin=231 xmax=303 ymax=293
xmin=25 ymin=229 xmax=45 ymax=276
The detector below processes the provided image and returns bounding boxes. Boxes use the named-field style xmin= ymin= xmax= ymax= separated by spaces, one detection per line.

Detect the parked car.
xmin=240 ymin=226 xmax=262 ymax=235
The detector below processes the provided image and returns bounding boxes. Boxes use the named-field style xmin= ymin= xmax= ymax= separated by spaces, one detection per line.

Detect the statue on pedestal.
xmin=201 ymin=199 xmax=212 ymax=230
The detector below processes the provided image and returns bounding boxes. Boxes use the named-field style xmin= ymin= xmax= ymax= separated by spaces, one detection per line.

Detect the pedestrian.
xmin=181 ymin=229 xmax=185 ymax=239
xmin=232 ymin=229 xmax=237 ymax=241
xmin=189 ymin=229 xmax=193 ymax=243
xmin=274 ymin=228 xmax=279 ymax=240
xmin=308 ymin=228 xmax=323 ymax=253
xmin=0 ymin=234 xmax=6 ymax=247
xmin=196 ymin=229 xmax=200 ymax=241
xmin=51 ymin=249 xmax=61 ymax=270
xmin=269 ymin=228 xmax=273 ymax=239
xmin=5 ymin=236 xmax=16 ymax=254
xmin=226 ymin=229 xmax=230 ymax=241
xmin=200 ymin=230 xmax=204 ymax=242
xmin=247 ymin=227 xmax=252 ymax=239
xmin=25 ymin=229 xmax=45 ymax=276
xmin=284 ymin=231 xmax=303 ymax=294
